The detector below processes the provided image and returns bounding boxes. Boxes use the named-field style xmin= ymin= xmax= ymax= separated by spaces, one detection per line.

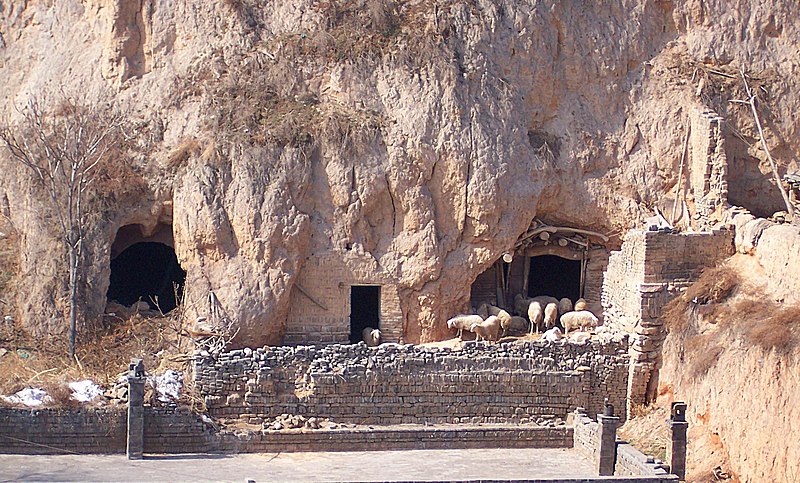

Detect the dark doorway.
xmin=107 ymin=242 xmax=186 ymax=313
xmin=350 ymin=285 xmax=380 ymax=343
xmin=527 ymin=255 xmax=581 ymax=301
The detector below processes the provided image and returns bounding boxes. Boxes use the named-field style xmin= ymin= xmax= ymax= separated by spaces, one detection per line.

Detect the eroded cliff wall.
xmin=1 ymin=1 xmax=798 ymax=345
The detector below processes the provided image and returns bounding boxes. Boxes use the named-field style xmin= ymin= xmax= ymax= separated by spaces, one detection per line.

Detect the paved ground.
xmin=0 ymin=448 xmax=596 ymax=482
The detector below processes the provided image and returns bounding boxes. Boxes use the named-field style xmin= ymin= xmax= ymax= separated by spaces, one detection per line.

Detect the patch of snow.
xmin=69 ymin=380 xmax=103 ymax=402
xmin=1 ymin=387 xmax=52 ymax=407
xmin=150 ymin=370 xmax=182 ymax=402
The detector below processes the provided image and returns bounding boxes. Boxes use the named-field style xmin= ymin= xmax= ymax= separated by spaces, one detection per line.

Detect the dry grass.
xmin=664 ymin=263 xmax=800 ymax=379
xmin=618 ymin=404 xmax=670 ymax=462
xmin=0 ymin=312 xmax=192 ymax=407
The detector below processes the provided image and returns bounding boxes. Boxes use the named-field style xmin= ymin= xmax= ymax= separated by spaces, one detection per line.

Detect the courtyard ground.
xmin=0 ymin=447 xmax=596 ymax=482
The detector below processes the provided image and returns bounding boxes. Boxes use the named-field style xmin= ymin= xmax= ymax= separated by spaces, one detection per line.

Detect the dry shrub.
xmin=743 ymin=305 xmax=800 ymax=355
xmin=664 ymin=265 xmax=739 ymax=332
xmin=683 ymin=266 xmax=739 ymax=306
xmin=40 ymin=382 xmax=80 ymax=409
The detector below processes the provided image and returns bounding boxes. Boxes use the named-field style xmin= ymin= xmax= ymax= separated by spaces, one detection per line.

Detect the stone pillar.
xmin=127 ymin=359 xmax=146 ymax=460
xmin=597 ymin=402 xmax=620 ymax=476
xmin=669 ymin=401 xmax=688 ymax=481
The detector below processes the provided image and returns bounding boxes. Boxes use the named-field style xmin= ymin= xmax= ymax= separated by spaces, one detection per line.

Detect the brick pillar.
xmin=597 ymin=403 xmax=620 ymax=476
xmin=669 ymin=401 xmax=688 ymax=480
xmin=127 ymin=359 xmax=146 ymax=460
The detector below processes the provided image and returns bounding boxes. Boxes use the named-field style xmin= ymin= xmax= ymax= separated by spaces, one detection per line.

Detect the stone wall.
xmin=615 ymin=442 xmax=674 ymax=479
xmin=0 ymin=407 xmax=213 ymax=454
xmin=689 ymin=107 xmax=728 ymax=228
xmin=0 ymin=407 xmax=126 ymax=454
xmin=217 ymin=425 xmax=574 ymax=453
xmin=572 ymin=410 xmax=600 ymax=464
xmin=194 ymin=340 xmax=630 ymax=426
xmin=284 ymin=251 xmax=404 ymax=345
xmin=601 ymin=229 xmax=734 ymax=413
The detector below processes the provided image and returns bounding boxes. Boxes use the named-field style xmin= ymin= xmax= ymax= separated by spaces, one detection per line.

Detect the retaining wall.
xmin=194 ymin=340 xmax=630 ymax=426
xmin=0 ymin=407 xmax=214 ymax=454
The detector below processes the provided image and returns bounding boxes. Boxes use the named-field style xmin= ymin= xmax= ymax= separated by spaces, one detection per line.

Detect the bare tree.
xmin=0 ymin=96 xmax=123 ymax=358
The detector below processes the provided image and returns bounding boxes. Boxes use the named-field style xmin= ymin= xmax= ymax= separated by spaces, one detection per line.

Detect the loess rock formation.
xmin=0 ymin=0 xmax=799 ymax=346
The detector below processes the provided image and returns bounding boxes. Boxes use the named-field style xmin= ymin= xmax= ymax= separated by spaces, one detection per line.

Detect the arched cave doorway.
xmin=107 ymin=224 xmax=186 ymax=313
xmin=527 ymin=255 xmax=581 ymax=302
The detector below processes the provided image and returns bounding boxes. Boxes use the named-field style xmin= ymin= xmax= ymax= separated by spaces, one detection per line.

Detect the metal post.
xmin=669 ymin=402 xmax=688 ymax=481
xmin=127 ymin=359 xmax=146 ymax=459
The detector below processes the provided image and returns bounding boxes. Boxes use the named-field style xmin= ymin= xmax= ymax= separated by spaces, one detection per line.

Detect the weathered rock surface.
xmin=1 ymin=1 xmax=799 ymax=345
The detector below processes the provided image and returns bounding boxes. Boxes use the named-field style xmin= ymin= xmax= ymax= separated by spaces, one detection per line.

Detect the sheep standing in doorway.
xmin=362 ymin=327 xmax=382 ymax=347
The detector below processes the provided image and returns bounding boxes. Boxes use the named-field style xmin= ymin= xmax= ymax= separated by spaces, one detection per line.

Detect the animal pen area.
xmin=0 ymin=222 xmax=734 ymax=482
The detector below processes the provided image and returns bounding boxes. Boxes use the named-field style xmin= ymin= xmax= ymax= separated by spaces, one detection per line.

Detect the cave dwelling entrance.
xmin=470 ymin=220 xmax=609 ymax=311
xmin=349 ymin=285 xmax=380 ymax=344
xmin=107 ymin=224 xmax=186 ymax=314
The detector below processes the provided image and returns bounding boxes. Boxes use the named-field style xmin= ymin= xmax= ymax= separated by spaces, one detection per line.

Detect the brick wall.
xmin=0 ymin=408 xmax=126 ymax=454
xmin=194 ymin=340 xmax=630 ymax=426
xmin=216 ymin=425 xmax=574 ymax=453
xmin=0 ymin=407 xmax=213 ymax=455
xmin=615 ymin=441 xmax=674 ymax=478
xmin=601 ymin=229 xmax=734 ymax=414
xmin=284 ymin=251 xmax=404 ymax=345
xmin=572 ymin=411 xmax=599 ymax=463
xmin=689 ymin=107 xmax=728 ymax=227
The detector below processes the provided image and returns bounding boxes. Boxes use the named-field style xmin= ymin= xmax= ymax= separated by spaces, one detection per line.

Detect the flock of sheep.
xmin=447 ymin=294 xmax=600 ymax=343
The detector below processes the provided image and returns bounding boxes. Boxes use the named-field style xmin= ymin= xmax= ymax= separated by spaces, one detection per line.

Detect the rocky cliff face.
xmin=1 ymin=1 xmax=798 ymax=345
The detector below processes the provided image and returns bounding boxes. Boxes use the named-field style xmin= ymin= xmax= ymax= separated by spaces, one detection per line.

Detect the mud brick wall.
xmin=194 ymin=340 xmax=630 ymax=426
xmin=284 ymin=251 xmax=404 ymax=345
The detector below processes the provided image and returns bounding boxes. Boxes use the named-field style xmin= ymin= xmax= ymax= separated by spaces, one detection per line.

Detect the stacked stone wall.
xmin=194 ymin=341 xmax=630 ymax=426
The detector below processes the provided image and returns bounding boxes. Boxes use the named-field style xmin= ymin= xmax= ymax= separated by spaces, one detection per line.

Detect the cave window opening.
xmin=349 ymin=285 xmax=380 ymax=344
xmin=527 ymin=255 xmax=582 ymax=302
xmin=107 ymin=242 xmax=186 ymax=313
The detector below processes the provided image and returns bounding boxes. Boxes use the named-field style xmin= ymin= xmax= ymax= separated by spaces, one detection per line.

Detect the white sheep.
xmin=543 ymin=302 xmax=558 ymax=330
xmin=527 ymin=301 xmax=544 ymax=334
xmin=484 ymin=304 xmax=513 ymax=336
xmin=447 ymin=314 xmax=484 ymax=339
xmin=362 ymin=327 xmax=382 ymax=347
xmin=558 ymin=297 xmax=573 ymax=316
xmin=574 ymin=298 xmax=588 ymax=312
xmin=560 ymin=310 xmax=599 ymax=335
xmin=469 ymin=315 xmax=501 ymax=342
xmin=543 ymin=326 xmax=564 ymax=342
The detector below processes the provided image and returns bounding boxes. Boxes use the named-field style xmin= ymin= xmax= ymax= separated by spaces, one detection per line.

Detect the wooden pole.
xmin=672 ymin=121 xmax=691 ymax=225
xmin=740 ymin=69 xmax=794 ymax=217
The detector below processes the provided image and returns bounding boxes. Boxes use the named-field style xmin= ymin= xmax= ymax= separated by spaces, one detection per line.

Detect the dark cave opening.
xmin=107 ymin=242 xmax=186 ymax=313
xmin=349 ymin=285 xmax=380 ymax=344
xmin=527 ymin=255 xmax=582 ymax=302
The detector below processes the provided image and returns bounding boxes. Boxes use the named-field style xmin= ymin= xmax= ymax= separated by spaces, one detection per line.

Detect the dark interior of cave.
xmin=527 ymin=255 xmax=581 ymax=302
xmin=349 ymin=285 xmax=380 ymax=343
xmin=107 ymin=242 xmax=186 ymax=313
